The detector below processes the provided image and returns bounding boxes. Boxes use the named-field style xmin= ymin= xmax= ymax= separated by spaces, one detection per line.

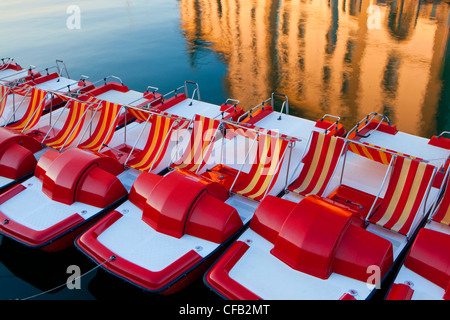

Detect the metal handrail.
xmin=319 ymin=114 xmax=342 ymax=134
xmin=237 ymin=97 xmax=272 ymax=123
xmin=272 ymin=92 xmax=289 ymax=120
xmin=0 ymin=57 xmax=14 ymax=71
xmin=221 ymin=118 xmax=300 ymax=142
xmin=121 ymin=85 xmax=159 ymax=108
xmin=0 ymin=64 xmax=36 ymax=83
xmin=184 ymin=80 xmax=201 ymax=104
xmin=3 ymin=86 xmax=33 ymax=125
xmin=137 ymin=84 xmax=191 ymax=111
xmin=55 ymin=60 xmax=70 ymax=79
xmin=213 ymin=98 xmax=240 ymax=119
xmin=346 ymin=112 xmax=391 ymax=139
xmin=436 ymin=131 xmax=450 ymax=139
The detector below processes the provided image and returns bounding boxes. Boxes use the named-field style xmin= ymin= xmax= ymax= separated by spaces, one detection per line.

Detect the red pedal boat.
xmin=204 ymin=113 xmax=450 ymax=300
xmin=385 ymin=132 xmax=450 ymax=300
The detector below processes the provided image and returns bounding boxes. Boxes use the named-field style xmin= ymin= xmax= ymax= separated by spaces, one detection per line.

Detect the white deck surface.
xmin=229 ymin=229 xmax=374 ymax=300
xmin=0 ymin=176 xmax=98 ymax=231
xmin=164 ymin=99 xmax=223 ymax=120
xmin=93 ymin=89 xmax=145 ymax=107
xmin=392 ymin=266 xmax=445 ymax=300
xmin=34 ymin=77 xmax=79 ymax=93
xmin=0 ymin=69 xmax=28 ymax=83
xmin=97 ymin=201 xmax=218 ymax=272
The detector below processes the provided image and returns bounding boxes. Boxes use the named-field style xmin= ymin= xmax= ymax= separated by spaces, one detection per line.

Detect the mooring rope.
xmin=19 ymin=255 xmax=116 ymax=300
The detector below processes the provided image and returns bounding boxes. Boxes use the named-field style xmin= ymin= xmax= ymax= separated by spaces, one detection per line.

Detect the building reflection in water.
xmin=179 ymin=0 xmax=450 ymax=137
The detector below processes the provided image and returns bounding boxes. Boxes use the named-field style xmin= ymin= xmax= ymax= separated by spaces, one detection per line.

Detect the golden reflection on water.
xmin=179 ymin=0 xmax=450 ymax=137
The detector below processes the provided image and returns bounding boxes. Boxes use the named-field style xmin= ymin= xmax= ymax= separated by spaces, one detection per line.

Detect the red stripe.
xmin=382 ymin=159 xmax=418 ymax=231
xmin=288 ymin=132 xmax=320 ymax=192
xmin=301 ymin=134 xmax=332 ymax=195
xmin=370 ymin=158 xmax=435 ymax=235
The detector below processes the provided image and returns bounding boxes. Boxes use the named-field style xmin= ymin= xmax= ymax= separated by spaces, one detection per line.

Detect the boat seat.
xmin=403 ymin=228 xmax=450 ymax=290
xmin=238 ymin=106 xmax=274 ymax=127
xmin=7 ymin=88 xmax=47 ymax=132
xmin=139 ymin=169 xmax=242 ymax=242
xmin=0 ymin=85 xmax=11 ymax=118
xmin=36 ymin=147 xmax=127 ymax=207
xmin=287 ymin=131 xmax=345 ymax=197
xmin=368 ymin=156 xmax=436 ymax=235
xmin=148 ymin=93 xmax=187 ymax=113
xmin=0 ymin=127 xmax=42 ymax=179
xmin=219 ymin=102 xmax=244 ymax=121
xmin=254 ymin=195 xmax=393 ymax=281
xmin=126 ymin=113 xmax=190 ymax=172
xmin=43 ymin=100 xmax=91 ymax=150
xmin=77 ymin=100 xmax=122 ymax=152
xmin=170 ymin=114 xmax=221 ymax=173
xmin=231 ymin=131 xmax=291 ymax=201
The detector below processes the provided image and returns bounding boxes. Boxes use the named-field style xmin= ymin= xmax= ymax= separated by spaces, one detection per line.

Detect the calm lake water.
xmin=0 ymin=0 xmax=449 ymax=301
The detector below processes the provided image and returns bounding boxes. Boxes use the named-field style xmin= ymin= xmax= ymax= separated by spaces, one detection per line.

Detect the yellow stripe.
xmin=132 ymin=115 xmax=165 ymax=169
xmin=63 ymin=103 xmax=85 ymax=147
xmin=309 ymin=136 xmax=338 ymax=196
xmin=83 ymin=101 xmax=117 ymax=150
xmin=377 ymin=158 xmax=411 ymax=227
xmin=134 ymin=116 xmax=163 ymax=168
xmin=293 ymin=133 xmax=325 ymax=194
xmin=246 ymin=137 xmax=283 ymax=200
xmin=0 ymin=86 xmax=7 ymax=115
xmin=391 ymin=161 xmax=427 ymax=233
xmin=361 ymin=145 xmax=375 ymax=161
xmin=348 ymin=143 xmax=359 ymax=155
xmin=378 ymin=149 xmax=390 ymax=165
xmin=13 ymin=89 xmax=44 ymax=131
xmin=177 ymin=117 xmax=216 ymax=171
xmin=179 ymin=117 xmax=204 ymax=169
xmin=47 ymin=102 xmax=80 ymax=147
xmin=14 ymin=90 xmax=38 ymax=130
xmin=236 ymin=134 xmax=271 ymax=196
